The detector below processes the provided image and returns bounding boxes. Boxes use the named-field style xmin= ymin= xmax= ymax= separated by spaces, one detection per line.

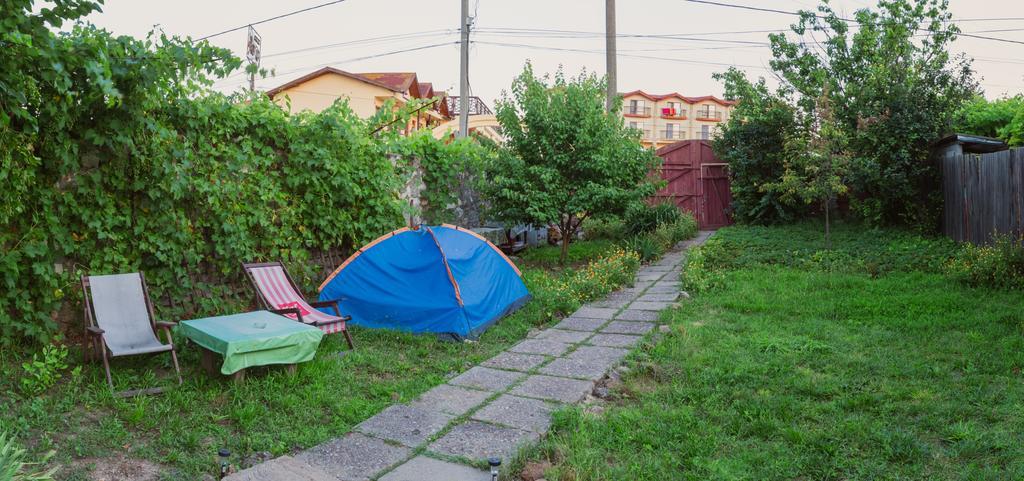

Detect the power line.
xmin=679 ymin=0 xmax=1024 ymax=46
xmin=218 ymin=42 xmax=459 ymax=90
xmin=196 ymin=0 xmax=351 ymax=41
xmin=212 ymin=31 xmax=456 ymax=85
xmin=471 ymin=40 xmax=768 ymax=70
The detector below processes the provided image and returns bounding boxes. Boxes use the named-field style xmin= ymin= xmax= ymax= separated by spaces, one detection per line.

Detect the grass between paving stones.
xmin=0 ymin=240 xmax=643 ymax=480
xmin=518 ymin=222 xmax=1024 ymax=481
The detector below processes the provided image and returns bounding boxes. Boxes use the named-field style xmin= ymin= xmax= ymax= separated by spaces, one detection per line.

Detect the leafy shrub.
xmin=525 ymin=247 xmax=641 ymax=318
xmin=681 ymin=239 xmax=726 ymax=293
xmin=623 ymin=202 xmax=683 ymax=236
xmin=0 ymin=431 xmax=55 ymax=481
xmin=946 ymin=235 xmax=1024 ymax=290
xmin=622 ymin=235 xmax=663 ymax=263
xmin=665 ymin=213 xmax=699 ymax=243
xmin=391 ymin=130 xmax=496 ymax=224
xmin=20 ymin=344 xmax=79 ymax=396
xmin=621 ymin=213 xmax=698 ymax=262
xmin=583 ymin=217 xmax=627 ymax=241
xmin=563 ymin=248 xmax=641 ymax=301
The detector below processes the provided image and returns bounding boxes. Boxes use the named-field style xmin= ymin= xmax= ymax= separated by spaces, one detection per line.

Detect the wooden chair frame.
xmin=81 ymin=272 xmax=183 ymax=397
xmin=241 ymin=261 xmax=354 ymax=349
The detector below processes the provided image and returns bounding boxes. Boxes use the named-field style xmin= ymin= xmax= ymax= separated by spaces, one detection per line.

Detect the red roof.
xmin=355 ymin=72 xmax=419 ymax=95
xmin=620 ymin=90 xmax=737 ymax=106
xmin=265 ymin=67 xmax=406 ymax=98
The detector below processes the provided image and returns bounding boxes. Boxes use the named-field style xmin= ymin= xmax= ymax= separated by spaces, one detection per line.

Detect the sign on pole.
xmin=246 ymin=25 xmax=262 ymax=92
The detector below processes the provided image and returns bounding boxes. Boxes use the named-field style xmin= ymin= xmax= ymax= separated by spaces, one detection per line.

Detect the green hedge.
xmin=0 ymin=4 xmax=416 ymax=346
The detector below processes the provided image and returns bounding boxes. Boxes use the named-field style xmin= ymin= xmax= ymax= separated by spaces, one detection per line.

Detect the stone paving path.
xmin=226 ymin=232 xmax=712 ymax=481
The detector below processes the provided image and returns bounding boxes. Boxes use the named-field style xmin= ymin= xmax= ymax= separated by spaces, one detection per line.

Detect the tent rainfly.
xmin=317 ymin=225 xmax=531 ymax=340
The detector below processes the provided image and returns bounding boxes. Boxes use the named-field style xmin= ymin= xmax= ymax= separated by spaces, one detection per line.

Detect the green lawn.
xmin=0 ymin=240 xmax=631 ymax=480
xmin=526 ymin=223 xmax=1024 ymax=480
xmin=518 ymin=239 xmax=615 ymax=269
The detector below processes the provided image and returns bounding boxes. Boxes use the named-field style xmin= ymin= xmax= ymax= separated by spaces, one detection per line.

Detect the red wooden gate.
xmin=653 ymin=140 xmax=732 ymax=229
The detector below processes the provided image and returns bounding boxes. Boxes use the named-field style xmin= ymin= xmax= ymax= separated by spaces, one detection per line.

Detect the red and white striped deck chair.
xmin=242 ymin=261 xmax=354 ymax=349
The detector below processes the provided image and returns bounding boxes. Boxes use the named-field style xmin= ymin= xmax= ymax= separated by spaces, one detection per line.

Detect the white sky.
xmin=81 ymin=0 xmax=1024 ymax=107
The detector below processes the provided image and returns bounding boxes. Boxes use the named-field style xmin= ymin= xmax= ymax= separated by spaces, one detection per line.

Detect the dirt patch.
xmin=71 ymin=455 xmax=162 ymax=481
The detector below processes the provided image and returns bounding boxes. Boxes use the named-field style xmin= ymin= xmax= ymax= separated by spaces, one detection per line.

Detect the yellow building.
xmin=266 ymin=67 xmax=451 ymax=133
xmin=619 ymin=90 xmax=736 ymax=149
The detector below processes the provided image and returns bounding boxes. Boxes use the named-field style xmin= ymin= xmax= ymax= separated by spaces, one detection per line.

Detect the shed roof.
xmin=931 ymin=133 xmax=1008 ymax=154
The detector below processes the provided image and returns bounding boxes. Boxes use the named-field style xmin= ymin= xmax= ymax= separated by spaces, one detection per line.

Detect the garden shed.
xmin=653 ymin=139 xmax=732 ymax=229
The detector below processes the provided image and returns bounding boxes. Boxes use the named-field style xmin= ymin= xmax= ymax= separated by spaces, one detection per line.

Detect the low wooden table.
xmin=179 ymin=310 xmax=324 ymax=382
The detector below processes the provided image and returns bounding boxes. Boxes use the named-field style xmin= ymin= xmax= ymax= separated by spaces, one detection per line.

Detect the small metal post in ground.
xmin=218 ymin=448 xmax=231 ymax=479
xmin=489 ymin=457 xmax=501 ymax=481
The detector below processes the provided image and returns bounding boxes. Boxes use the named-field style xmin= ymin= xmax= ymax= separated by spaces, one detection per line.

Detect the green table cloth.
xmin=180 ymin=311 xmax=324 ymax=375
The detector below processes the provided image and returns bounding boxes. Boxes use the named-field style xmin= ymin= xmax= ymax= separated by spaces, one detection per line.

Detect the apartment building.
xmin=620 ymin=90 xmax=736 ymax=149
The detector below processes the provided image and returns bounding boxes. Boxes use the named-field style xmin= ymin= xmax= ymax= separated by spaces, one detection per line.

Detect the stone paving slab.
xmin=295 ymin=433 xmax=410 ymax=481
xmin=607 ymin=288 xmax=643 ymax=299
xmin=571 ymin=306 xmax=618 ymax=320
xmin=653 ymin=280 xmax=681 ymax=288
xmin=448 ymin=366 xmax=526 ymax=392
xmin=508 ymin=339 xmax=572 ymax=356
xmin=409 ymin=384 xmax=493 ymax=416
xmin=645 ymin=285 xmax=682 ymax=294
xmin=567 ymin=345 xmax=630 ymax=364
xmin=510 ymin=374 xmax=594 ymax=403
xmin=481 ymin=351 xmax=548 ymax=372
xmin=586 ymin=333 xmax=643 ymax=348
xmin=471 ymin=394 xmax=556 ymax=434
xmin=601 ymin=321 xmax=656 ymax=335
xmin=588 ymin=297 xmax=634 ymax=309
xmin=538 ymin=357 xmax=616 ymax=381
xmin=615 ymin=309 xmax=660 ymax=322
xmin=644 ymin=264 xmax=675 ymax=272
xmin=635 ymin=273 xmax=664 ymax=282
xmin=377 ymin=456 xmax=490 ymax=481
xmin=552 ymin=317 xmax=606 ymax=332
xmin=224 ymin=455 xmax=334 ymax=481
xmin=356 ymin=405 xmax=454 ymax=447
xmin=631 ymin=280 xmax=654 ymax=290
xmin=636 ymin=293 xmax=680 ymax=303
xmin=630 ymin=301 xmax=674 ymax=311
xmin=534 ymin=329 xmax=591 ymax=344
xmin=428 ymin=420 xmax=540 ymax=462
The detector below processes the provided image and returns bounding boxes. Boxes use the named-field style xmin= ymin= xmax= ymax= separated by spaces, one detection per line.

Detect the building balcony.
xmin=660 ymin=130 xmax=685 ymax=140
xmin=624 ymin=106 xmax=651 ymax=117
xmin=659 ymin=108 xmax=686 ymax=119
xmin=695 ymin=111 xmax=723 ymax=121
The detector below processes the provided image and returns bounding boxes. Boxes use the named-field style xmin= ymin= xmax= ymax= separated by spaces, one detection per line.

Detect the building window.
xmin=701 ymin=125 xmax=710 ymax=140
xmin=664 ymin=123 xmax=676 ymax=139
xmin=628 ymin=99 xmax=647 ymax=115
xmin=629 ymin=121 xmax=638 ymax=130
xmin=698 ymin=105 xmax=721 ymax=120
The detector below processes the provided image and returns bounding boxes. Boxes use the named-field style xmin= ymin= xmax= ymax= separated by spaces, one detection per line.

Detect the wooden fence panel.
xmin=942 ymin=147 xmax=1024 ymax=244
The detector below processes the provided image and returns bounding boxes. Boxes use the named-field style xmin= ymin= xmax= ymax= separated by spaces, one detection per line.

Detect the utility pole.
xmin=458 ymin=0 xmax=471 ymax=137
xmin=605 ymin=0 xmax=616 ymax=111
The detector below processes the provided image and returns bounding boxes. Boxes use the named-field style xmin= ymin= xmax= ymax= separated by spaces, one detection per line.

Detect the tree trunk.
xmin=824 ymin=195 xmax=831 ymax=250
xmin=559 ymin=215 xmax=574 ymax=265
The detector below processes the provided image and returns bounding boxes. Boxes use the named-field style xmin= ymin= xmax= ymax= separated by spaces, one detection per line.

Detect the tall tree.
xmin=767 ymin=0 xmax=977 ymax=228
xmin=487 ymin=63 xmax=657 ymax=263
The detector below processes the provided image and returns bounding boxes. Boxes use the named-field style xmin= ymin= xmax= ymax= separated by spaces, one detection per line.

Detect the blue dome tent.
xmin=317 ymin=225 xmax=531 ymax=340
